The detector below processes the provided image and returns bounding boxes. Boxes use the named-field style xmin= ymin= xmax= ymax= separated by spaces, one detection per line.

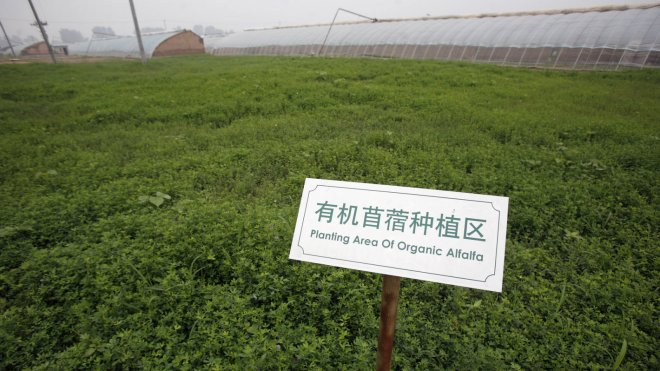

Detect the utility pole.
xmin=0 ymin=19 xmax=16 ymax=57
xmin=128 ymin=0 xmax=147 ymax=64
xmin=27 ymin=0 xmax=56 ymax=63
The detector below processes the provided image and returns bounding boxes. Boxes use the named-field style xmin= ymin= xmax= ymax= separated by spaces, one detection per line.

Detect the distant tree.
xmin=23 ymin=35 xmax=38 ymax=44
xmin=59 ymin=28 xmax=85 ymax=43
xmin=204 ymin=25 xmax=224 ymax=36
xmin=192 ymin=24 xmax=204 ymax=35
xmin=91 ymin=26 xmax=116 ymax=38
xmin=1 ymin=36 xmax=22 ymax=54
xmin=140 ymin=27 xmax=164 ymax=34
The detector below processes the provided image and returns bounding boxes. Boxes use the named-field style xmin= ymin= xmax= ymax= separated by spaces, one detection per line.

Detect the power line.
xmin=1 ymin=17 xmax=34 ymax=22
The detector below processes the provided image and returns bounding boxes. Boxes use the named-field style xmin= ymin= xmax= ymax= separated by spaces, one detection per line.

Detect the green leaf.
xmin=149 ymin=196 xmax=164 ymax=207
xmin=155 ymin=191 xmax=171 ymax=200
xmin=84 ymin=347 xmax=96 ymax=357
xmin=555 ymin=281 xmax=567 ymax=314
xmin=0 ymin=225 xmax=33 ymax=237
xmin=612 ymin=339 xmax=627 ymax=371
xmin=0 ymin=226 xmax=17 ymax=238
xmin=138 ymin=195 xmax=149 ymax=203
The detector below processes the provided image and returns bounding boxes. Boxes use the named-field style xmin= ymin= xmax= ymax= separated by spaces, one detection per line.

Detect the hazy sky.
xmin=0 ymin=0 xmax=653 ymax=41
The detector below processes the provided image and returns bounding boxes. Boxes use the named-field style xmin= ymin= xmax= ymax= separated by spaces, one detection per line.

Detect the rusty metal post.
xmin=376 ymin=275 xmax=401 ymax=371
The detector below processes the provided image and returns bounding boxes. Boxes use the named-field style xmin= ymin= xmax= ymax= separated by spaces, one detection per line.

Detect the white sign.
xmin=289 ymin=178 xmax=509 ymax=292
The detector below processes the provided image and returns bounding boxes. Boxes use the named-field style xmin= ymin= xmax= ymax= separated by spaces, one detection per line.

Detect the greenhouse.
xmin=207 ymin=4 xmax=660 ymax=69
xmin=0 ymin=39 xmax=21 ymax=56
xmin=67 ymin=30 xmax=204 ymax=59
xmin=20 ymin=41 xmax=68 ymax=56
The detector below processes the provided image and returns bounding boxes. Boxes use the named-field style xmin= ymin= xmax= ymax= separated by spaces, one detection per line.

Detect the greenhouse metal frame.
xmin=207 ymin=4 xmax=660 ymax=69
xmin=67 ymin=30 xmax=204 ymax=59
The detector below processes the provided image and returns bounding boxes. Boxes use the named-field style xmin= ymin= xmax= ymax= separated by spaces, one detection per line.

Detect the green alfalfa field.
xmin=0 ymin=55 xmax=658 ymax=369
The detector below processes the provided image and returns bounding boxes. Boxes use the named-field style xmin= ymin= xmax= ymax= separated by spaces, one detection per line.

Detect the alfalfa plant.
xmin=138 ymin=192 xmax=172 ymax=207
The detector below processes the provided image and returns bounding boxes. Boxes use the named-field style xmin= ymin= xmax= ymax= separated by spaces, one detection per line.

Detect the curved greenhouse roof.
xmin=207 ymin=4 xmax=660 ymax=69
xmin=68 ymin=30 xmax=204 ymax=59
xmin=0 ymin=39 xmax=22 ymax=56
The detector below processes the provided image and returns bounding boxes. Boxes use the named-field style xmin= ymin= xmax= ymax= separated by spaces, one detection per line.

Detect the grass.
xmin=0 ymin=55 xmax=658 ymax=369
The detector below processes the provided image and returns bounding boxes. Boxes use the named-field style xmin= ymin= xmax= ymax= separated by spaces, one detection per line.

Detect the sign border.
xmin=295 ymin=183 xmax=503 ymax=283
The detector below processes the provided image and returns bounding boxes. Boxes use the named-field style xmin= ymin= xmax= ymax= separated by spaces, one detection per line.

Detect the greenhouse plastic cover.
xmin=0 ymin=40 xmax=22 ymax=56
xmin=68 ymin=31 xmax=183 ymax=58
xmin=206 ymin=6 xmax=660 ymax=52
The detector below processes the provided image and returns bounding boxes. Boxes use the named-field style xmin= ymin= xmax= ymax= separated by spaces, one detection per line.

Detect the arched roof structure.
xmin=207 ymin=4 xmax=660 ymax=69
xmin=68 ymin=30 xmax=204 ymax=59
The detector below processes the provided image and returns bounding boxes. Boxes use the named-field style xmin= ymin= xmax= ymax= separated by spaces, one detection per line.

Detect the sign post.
xmin=289 ymin=178 xmax=509 ymax=368
xmin=376 ymin=275 xmax=401 ymax=370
